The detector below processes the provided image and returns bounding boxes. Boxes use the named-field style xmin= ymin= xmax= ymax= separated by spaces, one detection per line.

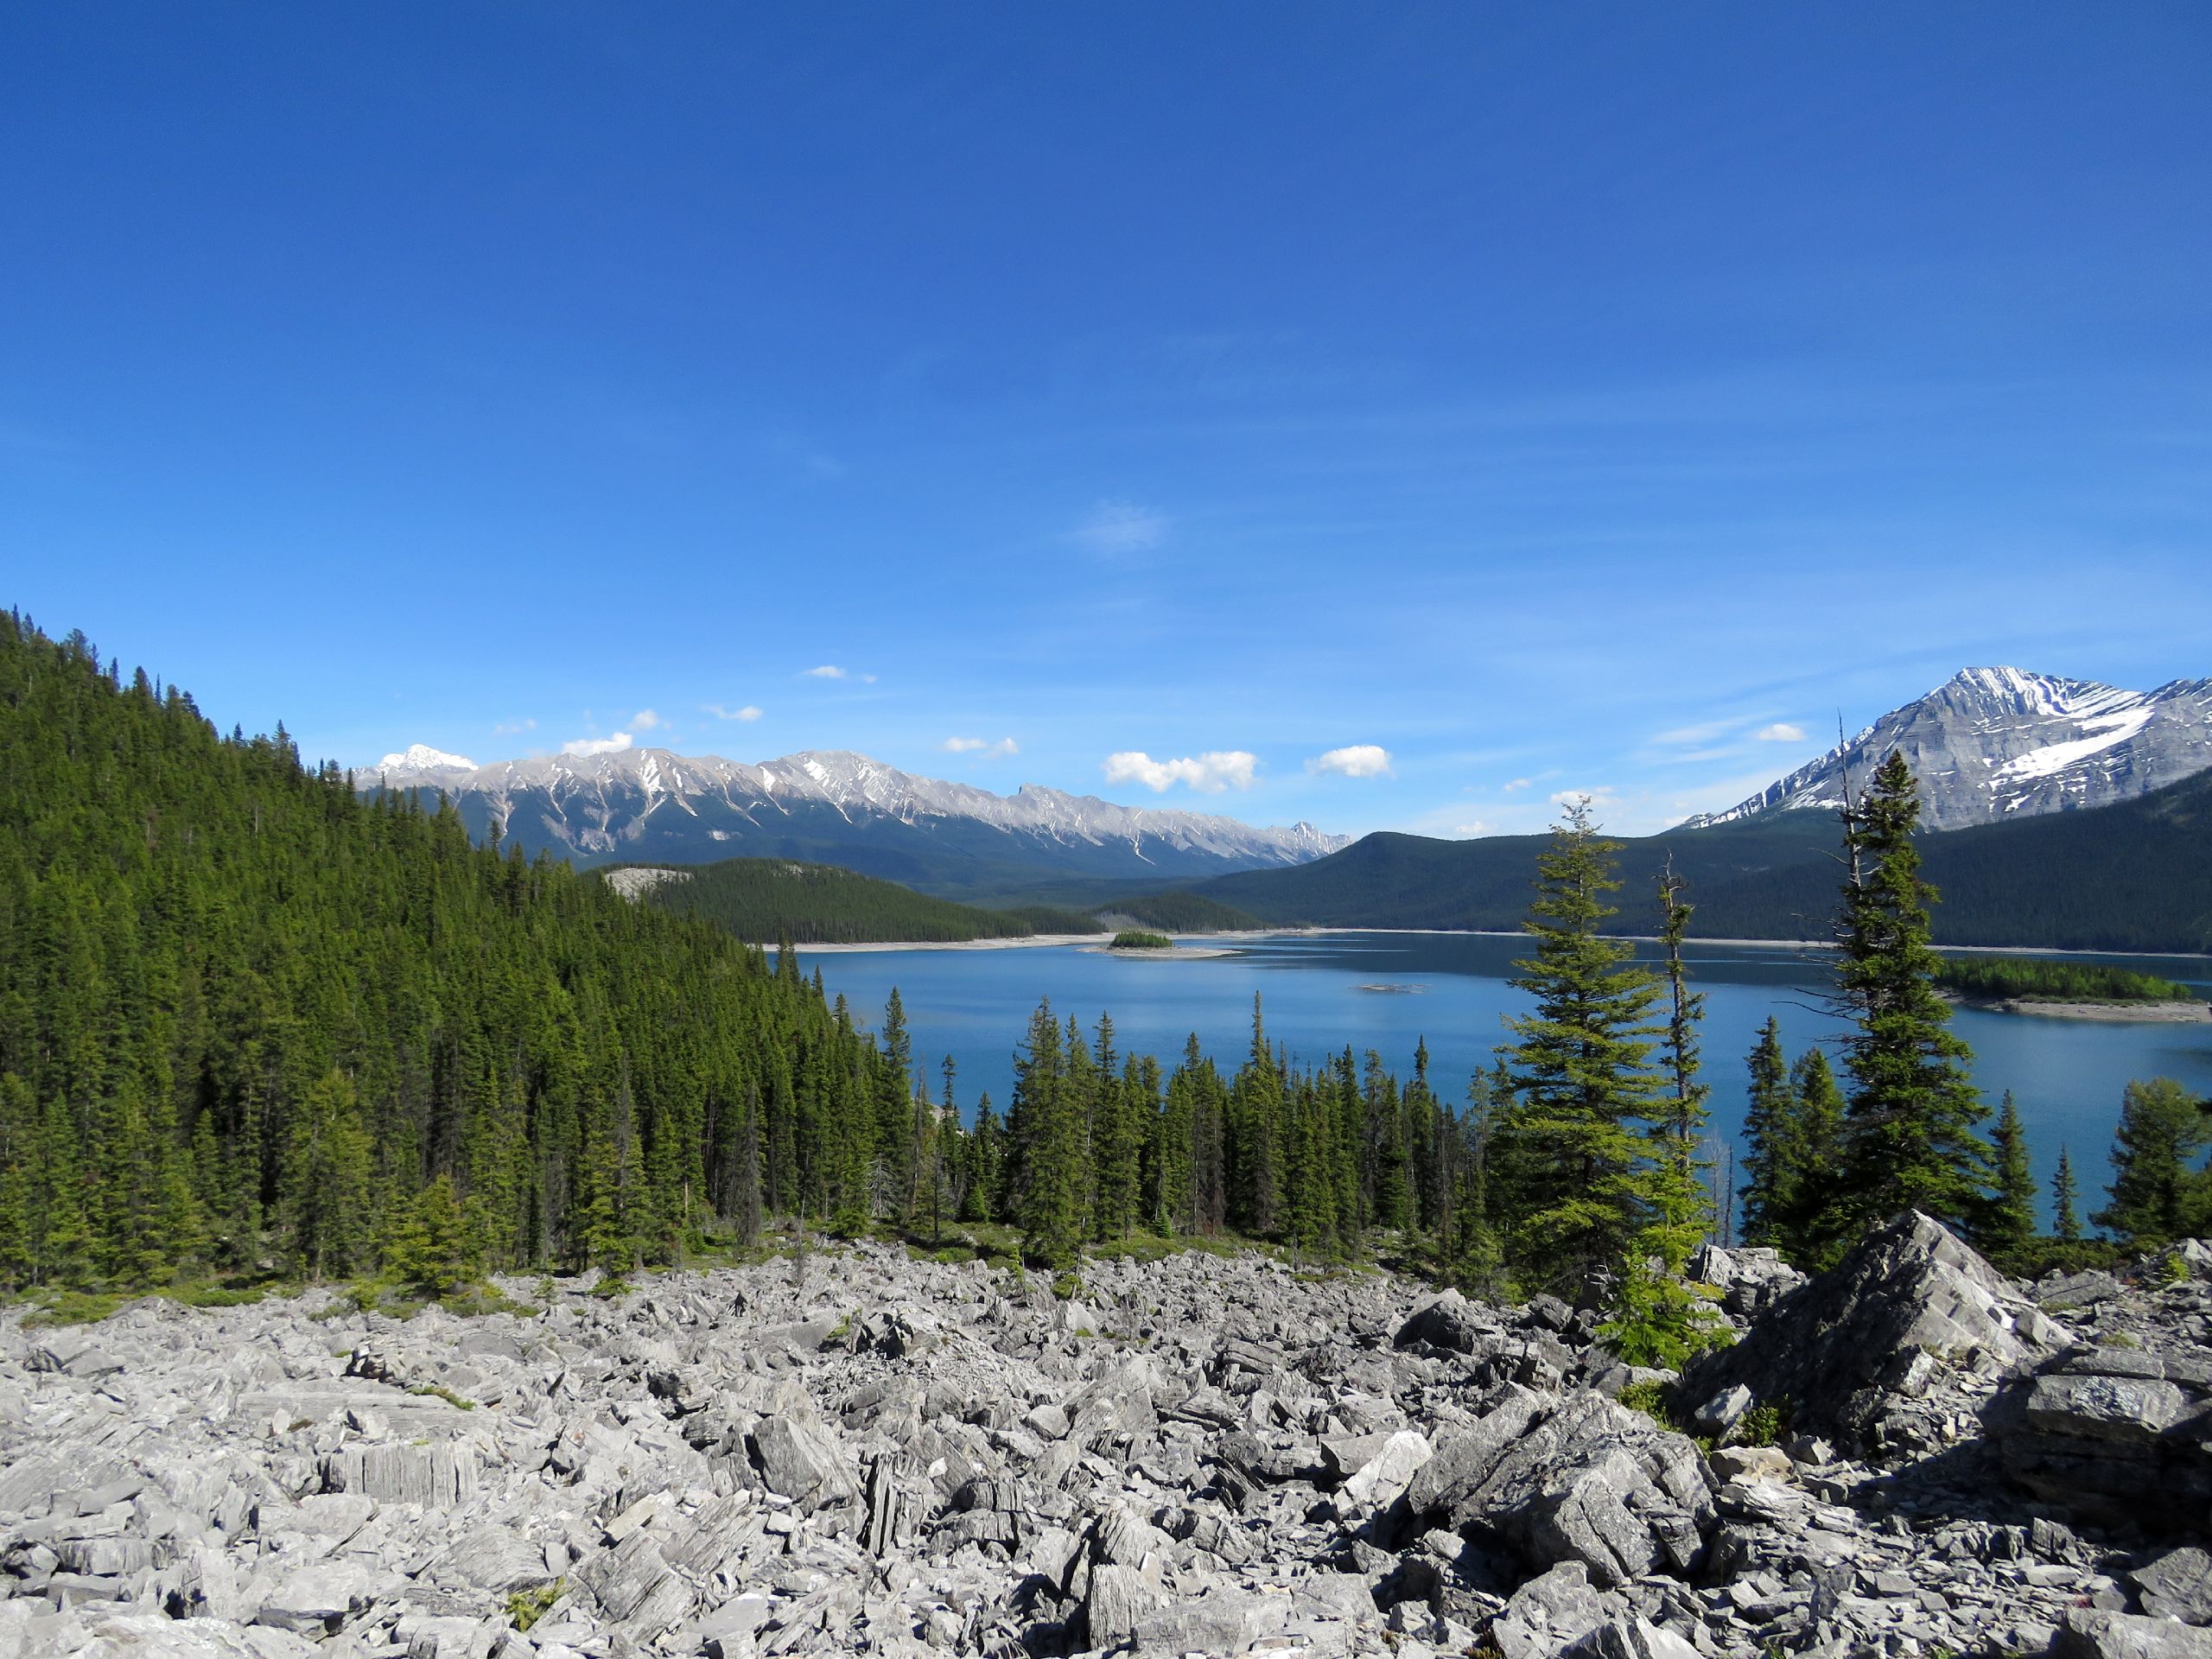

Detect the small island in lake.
xmin=1936 ymin=954 xmax=2209 ymax=1021
xmin=1109 ymin=929 xmax=1174 ymax=950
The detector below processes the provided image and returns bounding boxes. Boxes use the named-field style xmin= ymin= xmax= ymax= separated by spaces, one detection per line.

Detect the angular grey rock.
xmin=1678 ymin=1210 xmax=2069 ymax=1453
xmin=2055 ymin=1609 xmax=2212 ymax=1659
xmin=749 ymin=1412 xmax=855 ymax=1511
xmin=1396 ymin=1289 xmax=1495 ymax=1354
xmin=320 ymin=1443 xmax=477 ymax=1507
xmin=252 ymin=1562 xmax=391 ymax=1633
xmin=1563 ymin=1617 xmax=1703 ymax=1659
xmin=1488 ymin=1560 xmax=1605 ymax=1659
xmin=1412 ymin=1390 xmax=1713 ymax=1586
xmin=1989 ymin=1347 xmax=2212 ymax=1532
xmin=1128 ymin=1586 xmax=1287 ymax=1656
xmin=2133 ymin=1547 xmax=2212 ymax=1625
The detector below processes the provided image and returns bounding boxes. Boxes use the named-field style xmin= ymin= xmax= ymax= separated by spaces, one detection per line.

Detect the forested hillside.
xmin=0 ymin=616 xmax=905 ymax=1288
xmin=1177 ymin=775 xmax=2212 ymax=953
xmin=607 ymin=857 xmax=1105 ymax=944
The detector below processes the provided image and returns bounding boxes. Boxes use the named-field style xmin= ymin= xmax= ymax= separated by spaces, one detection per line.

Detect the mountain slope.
xmin=1180 ymin=767 xmax=2212 ymax=953
xmin=362 ymin=746 xmax=1349 ymax=899
xmin=1692 ymin=667 xmax=2212 ymax=831
xmin=599 ymin=857 xmax=1106 ymax=944
xmin=0 ymin=615 xmax=884 ymax=1287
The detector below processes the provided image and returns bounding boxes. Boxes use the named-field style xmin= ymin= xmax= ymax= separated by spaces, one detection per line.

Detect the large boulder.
xmin=1407 ymin=1389 xmax=1713 ymax=1586
xmin=1677 ymin=1211 xmax=2070 ymax=1454
xmin=2054 ymin=1608 xmax=2212 ymax=1659
xmin=1986 ymin=1346 xmax=2212 ymax=1535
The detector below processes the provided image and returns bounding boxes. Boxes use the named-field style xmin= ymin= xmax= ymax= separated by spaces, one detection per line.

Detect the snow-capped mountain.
xmin=1689 ymin=667 xmax=2212 ymax=832
xmin=359 ymin=745 xmax=1351 ymax=891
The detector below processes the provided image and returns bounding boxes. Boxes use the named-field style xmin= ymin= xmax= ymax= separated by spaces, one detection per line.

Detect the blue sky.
xmin=5 ymin=6 xmax=2208 ymax=837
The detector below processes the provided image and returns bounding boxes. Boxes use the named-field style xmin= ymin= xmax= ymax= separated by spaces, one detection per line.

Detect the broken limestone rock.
xmin=1678 ymin=1209 xmax=2070 ymax=1454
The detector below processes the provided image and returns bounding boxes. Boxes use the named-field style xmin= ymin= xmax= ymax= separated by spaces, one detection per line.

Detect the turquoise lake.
xmin=802 ymin=931 xmax=2212 ymax=1226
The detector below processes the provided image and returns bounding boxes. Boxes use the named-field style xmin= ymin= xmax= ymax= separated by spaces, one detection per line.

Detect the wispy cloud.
xmin=1103 ymin=750 xmax=1259 ymax=793
xmin=1756 ymin=721 xmax=1808 ymax=742
xmin=493 ymin=717 xmax=537 ymax=736
xmin=804 ymin=664 xmax=877 ymax=683
xmin=942 ymin=736 xmax=1019 ymax=758
xmin=1071 ymin=499 xmax=1166 ymax=556
xmin=704 ymin=702 xmax=763 ymax=722
xmin=562 ymin=732 xmax=633 ymax=757
xmin=1306 ymin=743 xmax=1394 ymax=779
xmin=632 ymin=709 xmax=664 ymax=730
xmin=1503 ymin=778 xmax=1532 ymax=792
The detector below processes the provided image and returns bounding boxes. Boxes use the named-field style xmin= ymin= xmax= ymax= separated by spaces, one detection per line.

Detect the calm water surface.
xmin=802 ymin=931 xmax=2212 ymax=1224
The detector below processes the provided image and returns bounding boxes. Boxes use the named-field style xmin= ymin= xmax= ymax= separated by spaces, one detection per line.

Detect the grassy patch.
xmin=506 ymin=1580 xmax=565 ymax=1632
xmin=405 ymin=1382 xmax=477 ymax=1410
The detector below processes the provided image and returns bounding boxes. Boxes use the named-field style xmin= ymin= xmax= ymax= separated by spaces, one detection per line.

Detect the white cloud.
xmin=1503 ymin=778 xmax=1532 ymax=792
xmin=1756 ymin=721 xmax=1808 ymax=742
xmin=1072 ymin=499 xmax=1166 ymax=556
xmin=804 ymin=664 xmax=877 ymax=683
xmin=1307 ymin=744 xmax=1394 ymax=779
xmin=704 ymin=702 xmax=763 ymax=722
xmin=1452 ymin=820 xmax=1491 ymax=836
xmin=942 ymin=736 xmax=1019 ymax=758
xmin=1103 ymin=750 xmax=1259 ymax=793
xmin=1549 ymin=786 xmax=1618 ymax=809
xmin=492 ymin=717 xmax=537 ymax=736
xmin=562 ymin=732 xmax=634 ymax=757
xmin=632 ymin=709 xmax=663 ymax=730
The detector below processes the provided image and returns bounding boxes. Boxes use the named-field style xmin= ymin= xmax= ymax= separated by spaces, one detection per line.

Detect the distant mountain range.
xmin=1154 ymin=666 xmax=2212 ymax=954
xmin=1690 ymin=667 xmax=2212 ymax=831
xmin=361 ymin=745 xmax=1351 ymax=900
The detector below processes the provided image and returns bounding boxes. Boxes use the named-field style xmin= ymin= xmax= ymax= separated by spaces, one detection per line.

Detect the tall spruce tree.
xmin=1008 ymin=1001 xmax=1081 ymax=1269
xmin=1501 ymin=800 xmax=1666 ymax=1293
xmin=1830 ymin=753 xmax=1989 ymax=1247
xmin=2052 ymin=1147 xmax=2082 ymax=1243
xmin=1603 ymin=864 xmax=1723 ymax=1366
xmin=1737 ymin=1017 xmax=1798 ymax=1248
xmin=1980 ymin=1090 xmax=2037 ymax=1267
xmin=2094 ymin=1077 xmax=2209 ymax=1248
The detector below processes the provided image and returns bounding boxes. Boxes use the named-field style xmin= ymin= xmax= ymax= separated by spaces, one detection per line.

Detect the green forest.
xmin=1936 ymin=955 xmax=2198 ymax=1004
xmin=607 ymin=857 xmax=1104 ymax=945
xmin=2 ymin=613 xmax=2202 ymax=1327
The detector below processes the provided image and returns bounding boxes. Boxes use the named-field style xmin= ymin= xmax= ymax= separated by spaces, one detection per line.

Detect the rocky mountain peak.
xmin=1689 ymin=666 xmax=2212 ymax=832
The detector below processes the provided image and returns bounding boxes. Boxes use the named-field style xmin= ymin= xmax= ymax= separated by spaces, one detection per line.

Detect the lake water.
xmin=801 ymin=931 xmax=2212 ymax=1227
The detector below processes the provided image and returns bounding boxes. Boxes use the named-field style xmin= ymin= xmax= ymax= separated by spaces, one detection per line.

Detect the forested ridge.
xmin=1176 ymin=772 xmax=2212 ymax=953
xmin=607 ymin=857 xmax=1104 ymax=944
xmin=0 ymin=616 xmax=904 ymax=1288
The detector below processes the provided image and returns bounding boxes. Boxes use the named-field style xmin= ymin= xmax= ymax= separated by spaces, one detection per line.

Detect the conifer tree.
xmin=286 ymin=1069 xmax=375 ymax=1280
xmin=1230 ymin=998 xmax=1283 ymax=1236
xmin=385 ymin=1174 xmax=480 ymax=1295
xmin=1979 ymin=1090 xmax=2037 ymax=1268
xmin=2052 ymin=1147 xmax=2082 ymax=1243
xmin=1737 ymin=1017 xmax=1798 ymax=1247
xmin=1829 ymin=753 xmax=1989 ymax=1245
xmin=1777 ymin=1048 xmax=1847 ymax=1258
xmin=1501 ymin=800 xmax=1666 ymax=1292
xmin=1009 ymin=1001 xmax=1081 ymax=1269
xmin=1603 ymin=865 xmax=1722 ymax=1366
xmin=963 ymin=1093 xmax=1001 ymax=1224
xmin=2094 ymin=1077 xmax=2209 ymax=1248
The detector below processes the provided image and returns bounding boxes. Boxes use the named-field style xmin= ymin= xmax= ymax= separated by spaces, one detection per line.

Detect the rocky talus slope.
xmin=2 ymin=1218 xmax=2209 ymax=1658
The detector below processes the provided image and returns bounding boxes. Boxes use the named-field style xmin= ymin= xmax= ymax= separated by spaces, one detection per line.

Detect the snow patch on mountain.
xmin=1689 ymin=668 xmax=2212 ymax=832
